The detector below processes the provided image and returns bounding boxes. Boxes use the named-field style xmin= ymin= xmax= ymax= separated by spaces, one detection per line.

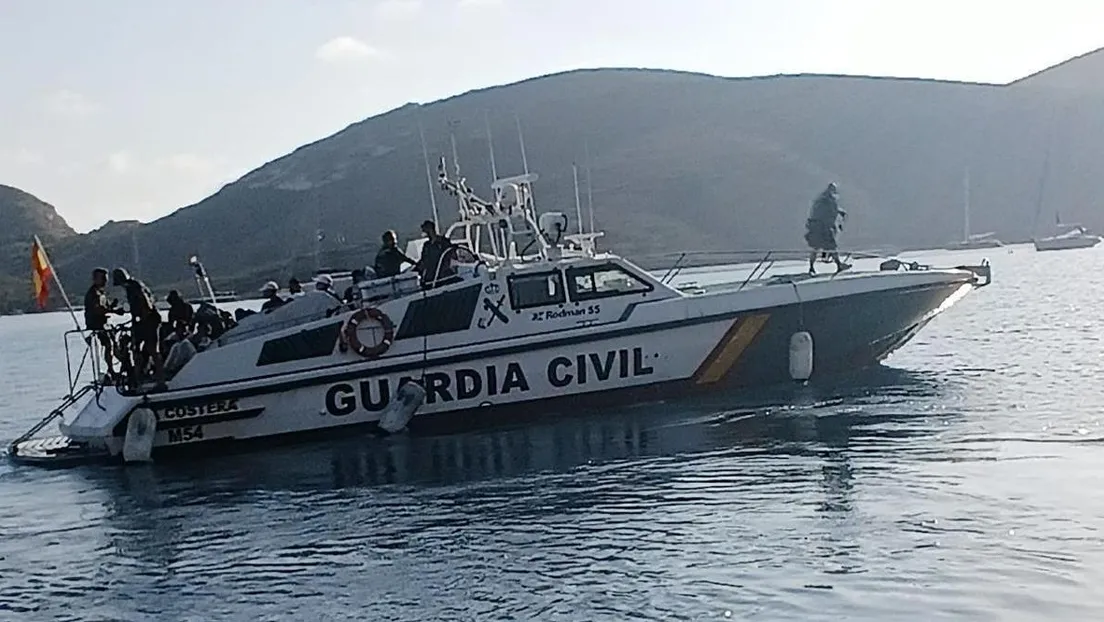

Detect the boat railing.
xmin=7 ymin=383 xmax=98 ymax=454
xmin=7 ymin=330 xmax=108 ymax=456
xmin=61 ymin=327 xmax=108 ymax=396
xmin=639 ymin=249 xmax=885 ymax=287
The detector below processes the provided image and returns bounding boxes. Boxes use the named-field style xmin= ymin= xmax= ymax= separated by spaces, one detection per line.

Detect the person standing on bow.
xmin=804 ymin=182 xmax=851 ymax=274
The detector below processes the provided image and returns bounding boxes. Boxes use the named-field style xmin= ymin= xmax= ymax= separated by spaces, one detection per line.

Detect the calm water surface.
xmin=2 ymin=245 xmax=1103 ymax=621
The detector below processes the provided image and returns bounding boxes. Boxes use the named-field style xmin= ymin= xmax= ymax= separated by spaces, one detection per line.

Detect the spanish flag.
xmin=31 ymin=236 xmax=54 ymax=309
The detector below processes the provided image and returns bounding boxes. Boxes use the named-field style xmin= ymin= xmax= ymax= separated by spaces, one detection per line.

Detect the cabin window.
xmin=508 ymin=271 xmax=566 ymax=309
xmin=566 ymin=264 xmax=652 ymax=302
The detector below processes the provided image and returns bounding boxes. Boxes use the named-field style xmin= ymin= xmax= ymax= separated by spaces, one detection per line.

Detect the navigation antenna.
xmin=417 ymin=119 xmax=440 ymax=228
xmin=514 ymin=113 xmax=539 ymax=220
xmin=584 ymin=138 xmax=595 ymax=234
xmin=515 ymin=113 xmax=530 ymax=174
xmin=484 ymin=111 xmax=498 ymax=180
xmin=448 ymin=118 xmax=461 ymax=181
xmin=572 ymin=163 xmax=584 ymax=235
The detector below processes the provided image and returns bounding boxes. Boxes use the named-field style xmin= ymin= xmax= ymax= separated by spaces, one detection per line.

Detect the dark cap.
xmin=92 ymin=267 xmax=108 ymax=277
xmin=420 ymin=220 xmax=436 ymax=231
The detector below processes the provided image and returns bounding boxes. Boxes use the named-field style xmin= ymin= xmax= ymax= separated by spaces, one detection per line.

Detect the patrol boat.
xmin=7 ymin=159 xmax=992 ymax=466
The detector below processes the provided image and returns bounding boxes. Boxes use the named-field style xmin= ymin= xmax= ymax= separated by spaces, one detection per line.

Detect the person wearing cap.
xmin=311 ymin=274 xmax=344 ymax=303
xmin=260 ymin=281 xmax=287 ymax=313
xmin=415 ymin=219 xmax=456 ymax=288
xmin=84 ymin=267 xmax=124 ymax=378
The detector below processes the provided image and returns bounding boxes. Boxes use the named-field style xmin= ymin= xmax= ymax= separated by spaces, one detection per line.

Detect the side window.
xmin=566 ymin=264 xmax=652 ymax=302
xmin=508 ymin=271 xmax=566 ymax=309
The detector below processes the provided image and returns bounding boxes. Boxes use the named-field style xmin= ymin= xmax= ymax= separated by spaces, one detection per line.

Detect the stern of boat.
xmin=6 ymin=385 xmax=136 ymax=466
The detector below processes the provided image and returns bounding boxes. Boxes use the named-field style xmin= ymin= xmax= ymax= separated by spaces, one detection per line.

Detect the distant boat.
xmin=945 ymin=168 xmax=1003 ymax=250
xmin=1034 ymin=224 xmax=1101 ymax=252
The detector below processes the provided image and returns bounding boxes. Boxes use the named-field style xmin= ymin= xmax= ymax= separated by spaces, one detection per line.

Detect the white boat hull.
xmin=1033 ymin=235 xmax=1101 ymax=251
xmin=10 ymin=265 xmax=988 ymax=465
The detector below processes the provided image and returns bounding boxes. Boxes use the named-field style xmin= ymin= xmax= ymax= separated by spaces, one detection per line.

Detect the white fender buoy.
xmin=789 ymin=331 xmax=814 ymax=381
xmin=122 ymin=409 xmax=157 ymax=463
xmin=378 ymin=382 xmax=426 ymax=434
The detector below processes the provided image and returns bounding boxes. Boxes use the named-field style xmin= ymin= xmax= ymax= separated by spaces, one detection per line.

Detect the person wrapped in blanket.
xmin=804 ymin=182 xmax=851 ymax=275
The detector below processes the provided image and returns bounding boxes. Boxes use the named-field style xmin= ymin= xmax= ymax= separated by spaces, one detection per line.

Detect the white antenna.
xmin=963 ymin=167 xmax=970 ymax=242
xmin=584 ymin=138 xmax=595 ymax=234
xmin=418 ymin=119 xmax=440 ymax=227
xmin=572 ymin=163 xmax=584 ymax=235
xmin=515 ymin=113 xmax=529 ymax=174
xmin=448 ymin=119 xmax=461 ymax=179
xmin=484 ymin=111 xmax=498 ymax=181
xmin=514 ymin=113 xmax=538 ymax=218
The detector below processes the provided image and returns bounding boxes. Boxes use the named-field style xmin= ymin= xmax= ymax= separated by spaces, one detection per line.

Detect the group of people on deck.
xmin=254 ymin=219 xmax=457 ymax=314
xmin=84 ymin=265 xmax=243 ymax=389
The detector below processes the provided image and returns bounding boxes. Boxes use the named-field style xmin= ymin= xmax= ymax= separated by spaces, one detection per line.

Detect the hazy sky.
xmin=2 ymin=0 xmax=1102 ymax=232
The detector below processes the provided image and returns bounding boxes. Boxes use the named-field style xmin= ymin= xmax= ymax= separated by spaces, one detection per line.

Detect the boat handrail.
xmin=7 ymin=383 xmax=98 ymax=455
xmin=641 ymin=249 xmax=885 ymax=286
xmin=62 ymin=327 xmax=111 ymax=396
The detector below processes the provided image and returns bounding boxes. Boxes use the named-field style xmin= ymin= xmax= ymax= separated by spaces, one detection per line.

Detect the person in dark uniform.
xmin=804 ymin=182 xmax=851 ymax=274
xmin=287 ymin=277 xmax=304 ymax=298
xmin=84 ymin=267 xmax=123 ymax=378
xmin=112 ymin=267 xmax=165 ymax=387
xmin=343 ymin=269 xmax=366 ymax=303
xmin=415 ymin=220 xmax=456 ymax=288
xmin=373 ymin=230 xmax=416 ymax=278
xmin=166 ymin=290 xmax=194 ymax=333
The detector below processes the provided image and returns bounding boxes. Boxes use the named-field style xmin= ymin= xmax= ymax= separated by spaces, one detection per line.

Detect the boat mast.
xmin=962 ymin=167 xmax=970 ymax=243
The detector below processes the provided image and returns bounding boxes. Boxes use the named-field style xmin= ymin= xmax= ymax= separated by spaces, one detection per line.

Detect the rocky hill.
xmin=6 ymin=48 xmax=1104 ymax=311
xmin=0 ymin=185 xmax=76 ymax=313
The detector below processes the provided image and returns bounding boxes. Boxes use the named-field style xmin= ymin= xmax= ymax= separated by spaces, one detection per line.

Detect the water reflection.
xmin=6 ymin=364 xmax=965 ymax=621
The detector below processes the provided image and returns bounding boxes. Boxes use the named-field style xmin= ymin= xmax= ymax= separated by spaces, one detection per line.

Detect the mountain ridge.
xmin=4 ymin=47 xmax=1104 ymax=313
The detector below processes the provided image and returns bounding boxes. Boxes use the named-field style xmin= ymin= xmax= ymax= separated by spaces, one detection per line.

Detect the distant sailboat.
xmin=946 ymin=168 xmax=1002 ymax=250
xmin=1033 ymin=213 xmax=1101 ymax=251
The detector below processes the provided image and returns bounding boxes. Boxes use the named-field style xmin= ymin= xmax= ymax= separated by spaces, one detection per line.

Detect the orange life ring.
xmin=343 ymin=307 xmax=394 ymax=358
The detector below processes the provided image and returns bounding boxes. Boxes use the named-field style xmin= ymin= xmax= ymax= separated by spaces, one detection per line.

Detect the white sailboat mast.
xmin=963 ymin=167 xmax=970 ymax=243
